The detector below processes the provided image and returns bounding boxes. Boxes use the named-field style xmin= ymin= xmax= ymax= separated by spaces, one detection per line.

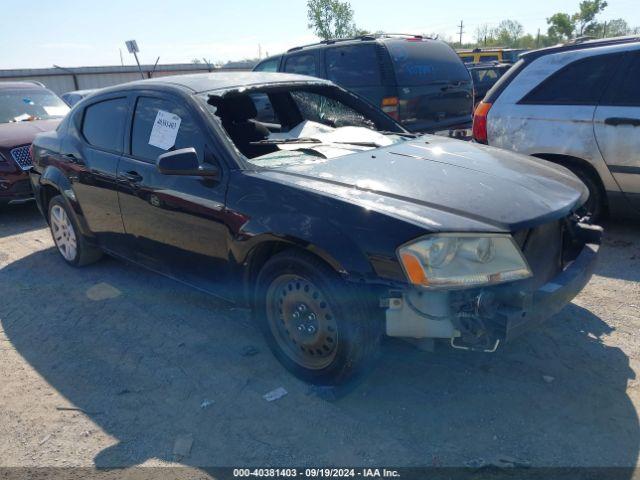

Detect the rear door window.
xmin=82 ymin=97 xmax=128 ymax=152
xmin=385 ymin=40 xmax=470 ymax=85
xmin=283 ymin=54 xmax=317 ymax=77
xmin=326 ymin=45 xmax=382 ymax=86
xmin=520 ymin=53 xmax=623 ymax=105
xmin=130 ymin=96 xmax=205 ymax=163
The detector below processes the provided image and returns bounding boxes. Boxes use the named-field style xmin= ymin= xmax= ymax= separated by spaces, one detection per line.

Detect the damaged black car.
xmin=29 ymin=72 xmax=601 ymax=386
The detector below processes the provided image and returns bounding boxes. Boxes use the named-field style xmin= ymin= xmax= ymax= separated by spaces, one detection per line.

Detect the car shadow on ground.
xmin=0 ymin=202 xmax=45 ymax=237
xmin=1 ymin=247 xmax=638 ymax=469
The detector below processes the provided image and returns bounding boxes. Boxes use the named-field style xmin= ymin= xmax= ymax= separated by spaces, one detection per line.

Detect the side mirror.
xmin=156 ymin=148 xmax=219 ymax=177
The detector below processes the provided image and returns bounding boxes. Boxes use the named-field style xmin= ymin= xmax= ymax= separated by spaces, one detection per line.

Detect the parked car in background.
xmin=60 ymin=89 xmax=96 ymax=107
xmin=253 ymin=34 xmax=473 ymax=134
xmin=458 ymin=47 xmax=527 ymax=65
xmin=467 ymin=62 xmax=511 ymax=107
xmin=30 ymin=72 xmax=601 ymax=386
xmin=0 ymin=81 xmax=68 ymax=207
xmin=473 ymin=36 xmax=640 ymax=221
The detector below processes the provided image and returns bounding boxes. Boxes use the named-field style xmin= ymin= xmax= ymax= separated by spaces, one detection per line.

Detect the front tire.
xmin=48 ymin=195 xmax=102 ymax=266
xmin=255 ymin=249 xmax=382 ymax=386
xmin=571 ymin=166 xmax=606 ymax=222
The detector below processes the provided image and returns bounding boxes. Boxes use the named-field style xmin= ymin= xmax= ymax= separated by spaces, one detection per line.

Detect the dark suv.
xmin=254 ymin=34 xmax=473 ymax=133
xmin=0 ymin=81 xmax=69 ymax=207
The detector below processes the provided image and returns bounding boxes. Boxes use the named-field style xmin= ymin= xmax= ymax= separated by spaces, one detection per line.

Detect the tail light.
xmin=382 ymin=97 xmax=399 ymax=120
xmin=472 ymin=101 xmax=492 ymax=144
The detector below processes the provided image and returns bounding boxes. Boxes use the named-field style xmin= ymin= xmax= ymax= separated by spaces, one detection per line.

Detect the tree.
xmin=307 ymin=0 xmax=359 ymax=40
xmin=492 ymin=20 xmax=524 ymax=47
xmin=573 ymin=0 xmax=608 ymax=35
xmin=475 ymin=24 xmax=492 ymax=45
xmin=547 ymin=12 xmax=575 ymax=41
xmin=600 ymin=18 xmax=631 ymax=37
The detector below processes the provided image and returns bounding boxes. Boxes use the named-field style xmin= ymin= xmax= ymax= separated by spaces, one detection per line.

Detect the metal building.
xmin=0 ymin=63 xmax=249 ymax=95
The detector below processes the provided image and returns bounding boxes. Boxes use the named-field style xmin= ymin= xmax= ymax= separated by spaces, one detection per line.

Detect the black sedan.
xmin=30 ymin=72 xmax=601 ymax=386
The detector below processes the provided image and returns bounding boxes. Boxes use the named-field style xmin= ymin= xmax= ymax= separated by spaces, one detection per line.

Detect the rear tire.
xmin=255 ymin=249 xmax=383 ymax=387
xmin=48 ymin=195 xmax=102 ymax=266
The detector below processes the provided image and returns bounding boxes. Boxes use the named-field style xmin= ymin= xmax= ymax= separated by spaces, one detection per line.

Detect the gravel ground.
xmin=0 ymin=203 xmax=639 ymax=471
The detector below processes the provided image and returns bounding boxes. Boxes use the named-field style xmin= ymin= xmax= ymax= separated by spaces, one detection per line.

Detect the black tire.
xmin=255 ymin=249 xmax=383 ymax=387
xmin=571 ymin=166 xmax=606 ymax=222
xmin=48 ymin=195 xmax=102 ymax=267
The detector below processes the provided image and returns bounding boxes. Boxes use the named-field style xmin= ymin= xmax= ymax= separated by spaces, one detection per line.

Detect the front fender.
xmin=233 ymin=213 xmax=376 ymax=281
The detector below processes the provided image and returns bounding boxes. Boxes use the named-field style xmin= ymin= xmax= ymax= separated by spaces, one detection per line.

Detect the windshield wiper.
xmin=378 ymin=130 xmax=421 ymax=138
xmin=251 ymin=137 xmax=322 ymax=145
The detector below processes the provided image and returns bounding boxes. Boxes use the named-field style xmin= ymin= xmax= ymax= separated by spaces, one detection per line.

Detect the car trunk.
xmin=384 ymin=39 xmax=474 ymax=133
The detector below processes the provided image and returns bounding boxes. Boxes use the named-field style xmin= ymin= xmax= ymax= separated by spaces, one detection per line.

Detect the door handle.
xmin=121 ymin=171 xmax=143 ymax=183
xmin=604 ymin=117 xmax=640 ymax=127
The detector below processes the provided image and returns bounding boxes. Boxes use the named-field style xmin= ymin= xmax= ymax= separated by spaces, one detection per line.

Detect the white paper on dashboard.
xmin=149 ymin=110 xmax=182 ymax=150
xmin=43 ymin=106 xmax=69 ymax=116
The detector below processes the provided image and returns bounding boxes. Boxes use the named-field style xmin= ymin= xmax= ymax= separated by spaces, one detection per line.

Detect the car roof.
xmin=522 ymin=35 xmax=640 ymax=61
xmin=98 ymin=71 xmax=333 ymax=95
xmin=286 ymin=33 xmax=438 ymax=53
xmin=0 ymin=81 xmax=47 ymax=90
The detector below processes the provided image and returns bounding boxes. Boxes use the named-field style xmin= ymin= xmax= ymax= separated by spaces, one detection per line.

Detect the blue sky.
xmin=2 ymin=0 xmax=638 ymax=69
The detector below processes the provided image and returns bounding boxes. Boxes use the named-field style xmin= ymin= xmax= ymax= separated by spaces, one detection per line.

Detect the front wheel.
xmin=255 ymin=249 xmax=382 ymax=386
xmin=48 ymin=195 xmax=102 ymax=266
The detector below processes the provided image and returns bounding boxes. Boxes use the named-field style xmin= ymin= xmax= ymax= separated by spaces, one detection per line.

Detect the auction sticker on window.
xmin=149 ymin=110 xmax=181 ymax=150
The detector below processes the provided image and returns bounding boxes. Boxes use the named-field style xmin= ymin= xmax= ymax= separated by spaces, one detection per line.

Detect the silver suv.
xmin=472 ymin=36 xmax=640 ymax=221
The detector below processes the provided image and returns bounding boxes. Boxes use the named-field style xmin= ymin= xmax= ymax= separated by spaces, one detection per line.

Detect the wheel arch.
xmin=530 ymin=153 xmax=608 ymax=208
xmin=39 ymin=166 xmax=93 ymax=237
xmin=239 ymin=237 xmax=350 ymax=306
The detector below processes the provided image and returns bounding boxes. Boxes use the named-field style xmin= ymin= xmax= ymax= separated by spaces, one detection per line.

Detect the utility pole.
xmin=602 ymin=21 xmax=608 ymax=38
xmin=536 ymin=28 xmax=540 ymax=48
xmin=119 ymin=48 xmax=124 ymax=66
xmin=458 ymin=20 xmax=464 ymax=46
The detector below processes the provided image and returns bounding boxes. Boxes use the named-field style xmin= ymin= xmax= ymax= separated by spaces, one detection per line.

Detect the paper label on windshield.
xmin=43 ymin=106 xmax=69 ymax=116
xmin=149 ymin=110 xmax=181 ymax=150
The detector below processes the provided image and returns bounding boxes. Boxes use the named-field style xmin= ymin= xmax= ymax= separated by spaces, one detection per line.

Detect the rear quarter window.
xmin=385 ymin=40 xmax=470 ymax=85
xmin=283 ymin=54 xmax=317 ymax=77
xmin=325 ymin=45 xmax=382 ymax=87
xmin=519 ymin=52 xmax=624 ymax=106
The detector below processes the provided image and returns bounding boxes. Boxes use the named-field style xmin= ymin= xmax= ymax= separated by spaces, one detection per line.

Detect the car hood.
xmin=0 ymin=119 xmax=61 ymax=149
xmin=256 ymin=135 xmax=588 ymax=232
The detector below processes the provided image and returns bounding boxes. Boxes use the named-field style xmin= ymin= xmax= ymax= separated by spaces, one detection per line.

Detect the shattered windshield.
xmin=200 ymin=86 xmax=411 ymax=168
xmin=0 ymin=89 xmax=69 ymax=123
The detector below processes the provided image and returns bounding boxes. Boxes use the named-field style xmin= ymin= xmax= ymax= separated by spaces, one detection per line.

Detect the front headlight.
xmin=398 ymin=233 xmax=532 ymax=289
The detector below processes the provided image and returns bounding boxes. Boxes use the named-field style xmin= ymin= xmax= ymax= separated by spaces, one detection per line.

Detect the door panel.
xmin=65 ymin=96 xmax=128 ymax=252
xmin=594 ymin=52 xmax=640 ymax=211
xmin=117 ymin=95 xmax=232 ymax=298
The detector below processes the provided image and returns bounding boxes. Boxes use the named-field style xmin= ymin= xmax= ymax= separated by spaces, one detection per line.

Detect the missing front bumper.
xmin=384 ymin=222 xmax=602 ymax=349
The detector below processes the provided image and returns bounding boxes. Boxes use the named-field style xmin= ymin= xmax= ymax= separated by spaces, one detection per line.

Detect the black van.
xmin=253 ymin=34 xmax=473 ymax=133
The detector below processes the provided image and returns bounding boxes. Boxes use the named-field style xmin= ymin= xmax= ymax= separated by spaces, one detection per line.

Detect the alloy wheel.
xmin=50 ymin=204 xmax=77 ymax=261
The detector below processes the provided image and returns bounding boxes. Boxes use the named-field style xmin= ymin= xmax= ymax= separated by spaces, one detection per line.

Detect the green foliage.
xmin=306 ymin=0 xmax=359 ymax=40
xmin=547 ymin=12 xmax=575 ymax=41
xmin=573 ymin=0 xmax=608 ymax=35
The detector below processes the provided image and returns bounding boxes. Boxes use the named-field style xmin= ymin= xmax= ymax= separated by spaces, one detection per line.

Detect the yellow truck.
xmin=457 ymin=48 xmax=526 ymax=64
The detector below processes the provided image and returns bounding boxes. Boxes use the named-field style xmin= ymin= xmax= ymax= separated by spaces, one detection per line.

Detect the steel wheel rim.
xmin=266 ymin=274 xmax=339 ymax=370
xmin=50 ymin=205 xmax=77 ymax=261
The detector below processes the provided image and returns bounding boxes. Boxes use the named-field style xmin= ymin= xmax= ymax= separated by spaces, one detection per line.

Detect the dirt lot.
xmin=1 ymin=203 xmax=639 ymax=470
